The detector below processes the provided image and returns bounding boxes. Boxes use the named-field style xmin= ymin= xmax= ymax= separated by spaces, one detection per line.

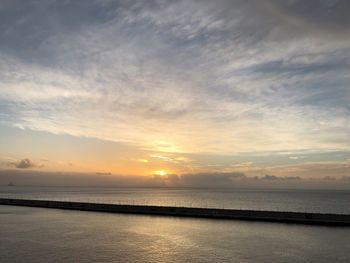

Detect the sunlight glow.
xmin=154 ymin=170 xmax=167 ymax=176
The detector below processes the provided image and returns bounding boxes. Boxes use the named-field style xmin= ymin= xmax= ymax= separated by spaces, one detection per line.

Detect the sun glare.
xmin=155 ymin=170 xmax=167 ymax=176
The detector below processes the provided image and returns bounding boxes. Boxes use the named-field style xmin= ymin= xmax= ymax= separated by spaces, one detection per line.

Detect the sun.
xmin=154 ymin=170 xmax=167 ymax=176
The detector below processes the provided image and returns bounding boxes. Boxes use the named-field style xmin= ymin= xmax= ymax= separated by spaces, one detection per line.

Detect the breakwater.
xmin=1 ymin=198 xmax=349 ymax=226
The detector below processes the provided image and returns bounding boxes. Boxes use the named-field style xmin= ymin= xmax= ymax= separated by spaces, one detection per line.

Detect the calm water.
xmin=1 ymin=205 xmax=349 ymax=263
xmin=1 ymin=187 xmax=350 ymax=262
xmin=1 ymin=187 xmax=350 ymax=214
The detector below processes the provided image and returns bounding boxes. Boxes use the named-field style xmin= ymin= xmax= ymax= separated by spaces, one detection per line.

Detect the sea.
xmin=1 ymin=187 xmax=350 ymax=262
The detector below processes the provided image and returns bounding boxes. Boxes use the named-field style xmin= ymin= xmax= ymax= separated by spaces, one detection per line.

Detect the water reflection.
xmin=2 ymin=205 xmax=349 ymax=262
xmin=1 ymin=186 xmax=350 ymax=214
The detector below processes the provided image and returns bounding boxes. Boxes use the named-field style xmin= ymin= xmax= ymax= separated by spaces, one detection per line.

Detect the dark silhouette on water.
xmin=0 ymin=198 xmax=350 ymax=226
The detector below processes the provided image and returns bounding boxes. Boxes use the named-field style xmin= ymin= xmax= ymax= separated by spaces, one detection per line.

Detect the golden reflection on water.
xmin=129 ymin=217 xmax=196 ymax=262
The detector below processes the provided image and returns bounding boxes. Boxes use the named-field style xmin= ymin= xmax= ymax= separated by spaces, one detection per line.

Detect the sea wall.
xmin=1 ymin=198 xmax=349 ymax=226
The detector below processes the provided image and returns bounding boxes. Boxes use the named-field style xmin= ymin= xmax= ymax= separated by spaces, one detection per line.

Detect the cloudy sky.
xmin=0 ymin=0 xmax=349 ymax=187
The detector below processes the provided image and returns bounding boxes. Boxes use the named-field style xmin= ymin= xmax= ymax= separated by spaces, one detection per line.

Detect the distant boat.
xmin=8 ymin=182 xmax=14 ymax=187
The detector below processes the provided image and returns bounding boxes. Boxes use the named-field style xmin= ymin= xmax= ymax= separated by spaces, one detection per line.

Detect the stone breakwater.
xmin=1 ymin=198 xmax=350 ymax=226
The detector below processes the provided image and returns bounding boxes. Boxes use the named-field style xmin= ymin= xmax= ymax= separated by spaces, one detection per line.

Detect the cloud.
xmin=261 ymin=174 xmax=278 ymax=180
xmin=150 ymin=154 xmax=192 ymax=164
xmin=322 ymin=176 xmax=337 ymax=181
xmin=261 ymin=174 xmax=301 ymax=180
xmin=1 ymin=170 xmax=349 ymax=189
xmin=8 ymin=158 xmax=39 ymax=169
xmin=0 ymin=0 xmax=349 ymax=157
xmin=265 ymin=0 xmax=350 ymax=39
xmin=96 ymin=172 xmax=112 ymax=176
xmin=284 ymin=176 xmax=302 ymax=180
xmin=180 ymin=172 xmax=246 ymax=187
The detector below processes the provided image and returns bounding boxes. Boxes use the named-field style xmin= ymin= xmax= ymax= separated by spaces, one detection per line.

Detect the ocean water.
xmin=0 ymin=205 xmax=349 ymax=263
xmin=1 ymin=187 xmax=350 ymax=262
xmin=1 ymin=186 xmax=350 ymax=214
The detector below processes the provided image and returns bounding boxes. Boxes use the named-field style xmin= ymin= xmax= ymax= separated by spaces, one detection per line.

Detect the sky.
xmin=0 ymin=0 xmax=349 ymax=188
